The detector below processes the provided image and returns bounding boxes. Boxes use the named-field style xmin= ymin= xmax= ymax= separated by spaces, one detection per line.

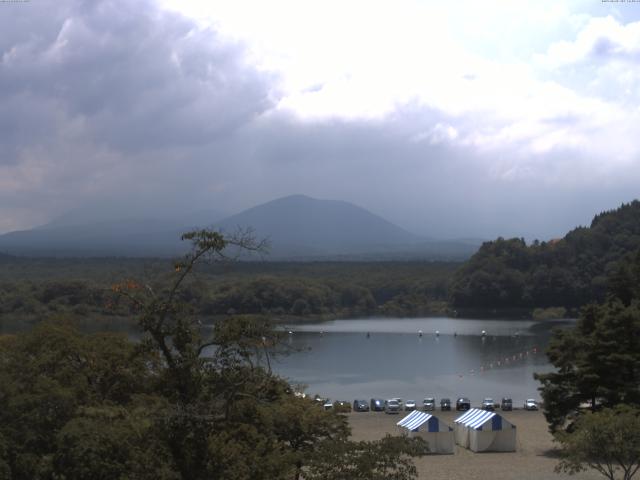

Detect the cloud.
xmin=1 ymin=0 xmax=640 ymax=241
xmin=542 ymin=15 xmax=640 ymax=66
xmin=0 ymin=0 xmax=276 ymax=230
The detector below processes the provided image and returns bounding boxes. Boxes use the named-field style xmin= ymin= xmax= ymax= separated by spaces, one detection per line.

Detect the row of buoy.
xmin=286 ymin=329 xmax=521 ymax=340
xmin=455 ymin=347 xmax=539 ymax=378
xmin=418 ymin=330 xmax=439 ymax=337
xmin=417 ymin=330 xmax=480 ymax=337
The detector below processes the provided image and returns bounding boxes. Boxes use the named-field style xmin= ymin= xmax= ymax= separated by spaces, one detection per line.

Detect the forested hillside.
xmin=0 ymin=260 xmax=455 ymax=326
xmin=450 ymin=200 xmax=640 ymax=311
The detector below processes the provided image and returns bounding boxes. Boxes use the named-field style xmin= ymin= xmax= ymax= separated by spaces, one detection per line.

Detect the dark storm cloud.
xmin=0 ymin=0 xmax=278 ymax=230
xmin=0 ymin=0 xmax=275 ymax=157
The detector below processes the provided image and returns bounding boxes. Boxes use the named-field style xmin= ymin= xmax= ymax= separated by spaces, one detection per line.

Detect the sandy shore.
xmin=348 ymin=409 xmax=601 ymax=480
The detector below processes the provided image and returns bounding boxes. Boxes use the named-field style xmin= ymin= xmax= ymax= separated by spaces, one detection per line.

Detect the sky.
xmin=1 ymin=0 xmax=640 ymax=239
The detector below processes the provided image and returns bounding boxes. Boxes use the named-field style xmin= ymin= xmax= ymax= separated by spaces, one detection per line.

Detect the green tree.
xmin=0 ymin=319 xmax=158 ymax=479
xmin=113 ymin=228 xmax=427 ymax=479
xmin=53 ymin=405 xmax=177 ymax=480
xmin=451 ymin=202 xmax=640 ymax=312
xmin=0 ymin=432 xmax=10 ymax=480
xmin=306 ymin=435 xmax=429 ymax=480
xmin=536 ymin=248 xmax=640 ymax=432
xmin=555 ymin=406 xmax=640 ymax=480
xmin=0 ymin=229 xmax=428 ymax=480
xmin=536 ymin=300 xmax=640 ymax=432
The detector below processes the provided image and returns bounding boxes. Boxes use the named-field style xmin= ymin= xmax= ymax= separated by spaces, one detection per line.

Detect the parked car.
xmin=440 ymin=398 xmax=451 ymax=411
xmin=334 ymin=400 xmax=352 ymax=413
xmin=481 ymin=398 xmax=495 ymax=411
xmin=405 ymin=400 xmax=417 ymax=411
xmin=384 ymin=399 xmax=401 ymax=414
xmin=456 ymin=397 xmax=471 ymax=411
xmin=391 ymin=398 xmax=404 ymax=409
xmin=423 ymin=397 xmax=436 ymax=411
xmin=524 ymin=399 xmax=539 ymax=411
xmin=370 ymin=398 xmax=384 ymax=411
xmin=323 ymin=399 xmax=333 ymax=410
xmin=353 ymin=399 xmax=370 ymax=412
xmin=501 ymin=397 xmax=513 ymax=411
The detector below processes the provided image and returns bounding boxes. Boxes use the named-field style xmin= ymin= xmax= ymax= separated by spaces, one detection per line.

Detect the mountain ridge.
xmin=0 ymin=195 xmax=479 ymax=260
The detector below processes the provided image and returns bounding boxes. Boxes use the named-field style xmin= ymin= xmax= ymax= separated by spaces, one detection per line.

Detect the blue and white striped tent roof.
xmin=454 ymin=408 xmax=506 ymax=431
xmin=397 ymin=410 xmax=451 ymax=432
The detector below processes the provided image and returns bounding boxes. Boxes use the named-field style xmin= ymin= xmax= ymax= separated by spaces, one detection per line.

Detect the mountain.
xmin=450 ymin=200 xmax=640 ymax=311
xmin=0 ymin=195 xmax=479 ymax=259
xmin=0 ymin=211 xmax=225 ymax=257
xmin=215 ymin=195 xmax=421 ymax=256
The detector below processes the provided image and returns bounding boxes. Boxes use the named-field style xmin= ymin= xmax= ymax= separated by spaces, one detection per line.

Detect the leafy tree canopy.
xmin=536 ymin=248 xmax=640 ymax=432
xmin=0 ymin=229 xmax=427 ymax=480
xmin=451 ymin=200 xmax=640 ymax=311
xmin=555 ymin=405 xmax=640 ymax=480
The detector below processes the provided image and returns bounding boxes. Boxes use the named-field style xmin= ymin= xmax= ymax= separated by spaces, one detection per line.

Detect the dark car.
xmin=370 ymin=398 xmax=384 ymax=411
xmin=422 ymin=397 xmax=436 ymax=411
xmin=501 ymin=397 xmax=513 ymax=411
xmin=440 ymin=398 xmax=451 ymax=411
xmin=353 ymin=399 xmax=370 ymax=412
xmin=481 ymin=398 xmax=495 ymax=411
xmin=456 ymin=397 xmax=471 ymax=411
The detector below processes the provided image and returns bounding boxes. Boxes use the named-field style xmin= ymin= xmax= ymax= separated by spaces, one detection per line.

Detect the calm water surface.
xmin=273 ymin=317 xmax=568 ymax=406
xmin=2 ymin=316 xmax=567 ymax=407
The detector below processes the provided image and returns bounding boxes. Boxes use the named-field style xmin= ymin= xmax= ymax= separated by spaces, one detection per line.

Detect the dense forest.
xmin=0 ymin=258 xmax=455 ymax=327
xmin=0 ymin=231 xmax=428 ymax=479
xmin=449 ymin=201 xmax=640 ymax=313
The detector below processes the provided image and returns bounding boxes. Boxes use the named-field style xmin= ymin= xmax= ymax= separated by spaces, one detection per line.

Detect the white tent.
xmin=396 ymin=410 xmax=455 ymax=454
xmin=454 ymin=408 xmax=516 ymax=452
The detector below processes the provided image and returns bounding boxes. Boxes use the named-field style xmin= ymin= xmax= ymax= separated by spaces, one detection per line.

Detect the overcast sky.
xmin=1 ymin=0 xmax=640 ymax=239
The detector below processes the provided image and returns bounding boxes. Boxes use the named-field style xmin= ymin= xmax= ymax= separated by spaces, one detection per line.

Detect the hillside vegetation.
xmin=450 ymin=200 xmax=640 ymax=311
xmin=0 ymin=260 xmax=455 ymax=326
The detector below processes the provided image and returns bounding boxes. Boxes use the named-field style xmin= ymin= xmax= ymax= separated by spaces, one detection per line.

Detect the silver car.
xmin=524 ymin=399 xmax=538 ymax=410
xmin=384 ymin=399 xmax=401 ymax=414
xmin=404 ymin=400 xmax=417 ymax=411
xmin=423 ymin=397 xmax=436 ymax=411
xmin=482 ymin=398 xmax=495 ymax=411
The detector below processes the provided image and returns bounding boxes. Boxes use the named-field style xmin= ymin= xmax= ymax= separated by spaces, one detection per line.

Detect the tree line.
xmin=450 ymin=201 xmax=640 ymax=312
xmin=0 ymin=260 xmax=455 ymax=325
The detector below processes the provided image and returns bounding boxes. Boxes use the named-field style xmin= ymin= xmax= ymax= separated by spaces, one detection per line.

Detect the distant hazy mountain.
xmin=216 ymin=195 xmax=418 ymax=253
xmin=215 ymin=195 xmax=478 ymax=260
xmin=0 ymin=195 xmax=480 ymax=259
xmin=0 ymin=211 xmax=225 ymax=257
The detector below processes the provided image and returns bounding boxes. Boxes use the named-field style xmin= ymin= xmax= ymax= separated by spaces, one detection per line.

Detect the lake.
xmin=1 ymin=315 xmax=566 ymax=407
xmin=272 ymin=317 xmax=567 ymax=406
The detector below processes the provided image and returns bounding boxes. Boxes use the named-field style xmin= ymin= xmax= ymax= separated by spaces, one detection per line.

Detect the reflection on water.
xmin=274 ymin=317 xmax=569 ymax=405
